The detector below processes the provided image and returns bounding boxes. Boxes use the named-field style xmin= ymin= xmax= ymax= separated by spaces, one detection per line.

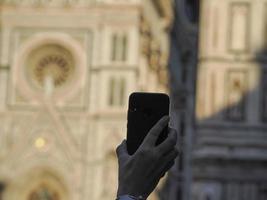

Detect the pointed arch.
xmin=3 ymin=168 xmax=70 ymax=200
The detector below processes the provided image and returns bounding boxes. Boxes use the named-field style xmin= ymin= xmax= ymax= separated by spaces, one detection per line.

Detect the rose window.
xmin=25 ymin=44 xmax=75 ymax=93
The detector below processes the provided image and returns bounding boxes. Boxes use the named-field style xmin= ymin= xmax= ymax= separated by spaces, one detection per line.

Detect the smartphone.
xmin=126 ymin=92 xmax=170 ymax=155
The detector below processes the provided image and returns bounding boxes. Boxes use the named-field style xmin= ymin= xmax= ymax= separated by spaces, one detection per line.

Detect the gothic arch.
xmin=3 ymin=169 xmax=70 ymax=200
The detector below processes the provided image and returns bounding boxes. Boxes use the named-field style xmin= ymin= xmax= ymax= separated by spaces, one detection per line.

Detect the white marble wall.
xmin=0 ymin=1 xmax=170 ymax=200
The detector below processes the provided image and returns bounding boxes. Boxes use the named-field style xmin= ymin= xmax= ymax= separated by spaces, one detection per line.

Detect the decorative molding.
xmin=1 ymin=0 xmax=88 ymax=6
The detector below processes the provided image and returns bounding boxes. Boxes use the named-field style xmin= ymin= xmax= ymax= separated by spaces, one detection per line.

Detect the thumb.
xmin=116 ymin=140 xmax=129 ymax=159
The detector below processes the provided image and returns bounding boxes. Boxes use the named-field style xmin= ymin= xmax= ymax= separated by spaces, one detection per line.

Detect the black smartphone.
xmin=126 ymin=92 xmax=170 ymax=155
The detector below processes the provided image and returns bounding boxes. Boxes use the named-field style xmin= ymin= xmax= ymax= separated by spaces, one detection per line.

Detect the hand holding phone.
xmin=116 ymin=116 xmax=178 ymax=199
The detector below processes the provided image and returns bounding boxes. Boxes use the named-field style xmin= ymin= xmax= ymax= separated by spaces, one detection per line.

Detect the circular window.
xmin=24 ymin=44 xmax=75 ymax=92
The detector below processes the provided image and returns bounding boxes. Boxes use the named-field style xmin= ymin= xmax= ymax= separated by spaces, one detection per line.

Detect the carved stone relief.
xmin=149 ymin=41 xmax=161 ymax=71
xmin=139 ymin=16 xmax=167 ymax=87
xmin=140 ymin=17 xmax=152 ymax=57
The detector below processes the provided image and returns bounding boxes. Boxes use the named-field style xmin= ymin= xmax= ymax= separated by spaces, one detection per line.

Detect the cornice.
xmin=0 ymin=0 xmax=89 ymax=6
xmin=0 ymin=1 xmax=140 ymax=9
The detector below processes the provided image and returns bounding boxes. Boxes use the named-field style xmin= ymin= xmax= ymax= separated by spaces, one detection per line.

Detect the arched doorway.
xmin=28 ymin=183 xmax=60 ymax=200
xmin=3 ymin=170 xmax=69 ymax=200
xmin=22 ymin=171 xmax=69 ymax=200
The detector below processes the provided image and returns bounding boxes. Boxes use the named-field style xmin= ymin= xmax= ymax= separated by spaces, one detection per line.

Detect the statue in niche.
xmin=140 ymin=16 xmax=152 ymax=57
xmin=149 ymin=41 xmax=161 ymax=71
xmin=28 ymin=184 xmax=59 ymax=200
xmin=227 ymin=71 xmax=246 ymax=121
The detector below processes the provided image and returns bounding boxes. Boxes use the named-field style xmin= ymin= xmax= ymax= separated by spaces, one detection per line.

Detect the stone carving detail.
xmin=149 ymin=41 xmax=161 ymax=71
xmin=140 ymin=16 xmax=168 ymax=86
xmin=140 ymin=16 xmax=152 ymax=57
xmin=35 ymin=55 xmax=71 ymax=88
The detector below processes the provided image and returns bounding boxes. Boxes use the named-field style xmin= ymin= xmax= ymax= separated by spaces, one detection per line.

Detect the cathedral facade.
xmin=0 ymin=1 xmax=172 ymax=200
xmin=195 ymin=0 xmax=267 ymax=199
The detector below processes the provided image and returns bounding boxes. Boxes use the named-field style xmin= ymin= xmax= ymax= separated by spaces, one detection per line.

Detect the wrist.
xmin=117 ymin=184 xmax=145 ymax=196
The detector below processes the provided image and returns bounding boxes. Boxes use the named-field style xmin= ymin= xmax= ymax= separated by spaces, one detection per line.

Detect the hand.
xmin=116 ymin=116 xmax=179 ymax=199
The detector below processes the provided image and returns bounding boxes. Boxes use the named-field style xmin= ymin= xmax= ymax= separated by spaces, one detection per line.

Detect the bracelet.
xmin=116 ymin=195 xmax=146 ymax=200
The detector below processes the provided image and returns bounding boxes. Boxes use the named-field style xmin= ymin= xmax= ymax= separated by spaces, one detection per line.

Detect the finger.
xmin=149 ymin=147 xmax=178 ymax=179
xmin=154 ymin=149 xmax=178 ymax=179
xmin=151 ymin=159 xmax=175 ymax=186
xmin=116 ymin=140 xmax=129 ymax=159
xmin=163 ymin=160 xmax=175 ymax=173
xmin=161 ymin=148 xmax=179 ymax=165
xmin=160 ymin=160 xmax=175 ymax=178
xmin=156 ymin=128 xmax=177 ymax=155
xmin=142 ymin=116 xmax=170 ymax=147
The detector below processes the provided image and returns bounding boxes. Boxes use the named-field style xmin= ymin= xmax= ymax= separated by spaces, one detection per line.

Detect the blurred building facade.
xmin=194 ymin=0 xmax=267 ymax=199
xmin=0 ymin=1 xmax=172 ymax=200
xmin=163 ymin=0 xmax=267 ymax=200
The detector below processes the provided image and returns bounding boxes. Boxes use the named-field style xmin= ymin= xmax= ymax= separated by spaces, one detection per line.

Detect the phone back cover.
xmin=127 ymin=93 xmax=169 ymax=155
